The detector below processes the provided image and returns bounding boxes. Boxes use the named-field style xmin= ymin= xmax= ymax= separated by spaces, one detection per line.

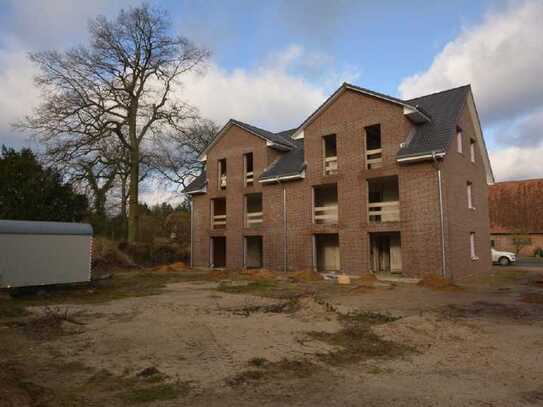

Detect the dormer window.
xmin=218 ymin=159 xmax=227 ymax=190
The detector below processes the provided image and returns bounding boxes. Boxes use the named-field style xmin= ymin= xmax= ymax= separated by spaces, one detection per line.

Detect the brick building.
xmin=186 ymin=83 xmax=494 ymax=280
xmin=489 ymin=179 xmax=543 ymax=256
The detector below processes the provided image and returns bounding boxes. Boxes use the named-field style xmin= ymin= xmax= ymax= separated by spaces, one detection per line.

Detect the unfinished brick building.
xmin=186 ymin=83 xmax=494 ymax=280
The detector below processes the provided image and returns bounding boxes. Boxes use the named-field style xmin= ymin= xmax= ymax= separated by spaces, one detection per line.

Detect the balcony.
xmin=322 ymin=134 xmax=338 ymax=175
xmin=368 ymin=176 xmax=400 ymax=223
xmin=245 ymin=193 xmax=263 ymax=228
xmin=313 ymin=184 xmax=338 ymax=224
xmin=212 ymin=198 xmax=226 ymax=229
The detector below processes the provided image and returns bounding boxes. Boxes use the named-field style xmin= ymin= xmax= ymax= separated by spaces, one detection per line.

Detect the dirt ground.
xmin=1 ymin=266 xmax=543 ymax=406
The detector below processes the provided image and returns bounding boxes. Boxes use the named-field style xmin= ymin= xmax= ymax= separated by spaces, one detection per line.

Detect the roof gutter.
xmin=258 ymin=170 xmax=305 ymax=184
xmin=397 ymin=151 xmax=446 ymax=163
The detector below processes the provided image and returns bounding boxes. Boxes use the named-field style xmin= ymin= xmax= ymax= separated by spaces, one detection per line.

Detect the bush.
xmin=117 ymin=241 xmax=188 ymax=266
xmin=92 ymin=238 xmax=135 ymax=271
xmin=534 ymin=247 xmax=543 ymax=257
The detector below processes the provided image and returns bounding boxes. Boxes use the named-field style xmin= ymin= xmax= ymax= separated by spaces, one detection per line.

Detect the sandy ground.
xmin=1 ymin=267 xmax=543 ymax=406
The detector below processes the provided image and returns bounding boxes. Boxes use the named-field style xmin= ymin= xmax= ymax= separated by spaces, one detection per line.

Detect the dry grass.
xmin=520 ymin=293 xmax=543 ymax=304
xmin=309 ymin=310 xmax=411 ymax=366
xmin=418 ymin=274 xmax=462 ymax=291
xmin=288 ymin=270 xmax=324 ymax=283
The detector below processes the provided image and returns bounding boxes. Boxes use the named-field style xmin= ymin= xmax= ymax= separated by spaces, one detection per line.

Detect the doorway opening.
xmin=369 ymin=232 xmax=401 ymax=274
xmin=211 ymin=236 xmax=226 ymax=268
xmin=314 ymin=233 xmax=340 ymax=272
xmin=244 ymin=236 xmax=263 ymax=268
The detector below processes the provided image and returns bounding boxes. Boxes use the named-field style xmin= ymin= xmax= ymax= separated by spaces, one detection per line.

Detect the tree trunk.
xmin=127 ymin=104 xmax=140 ymax=242
xmin=127 ymin=147 xmax=140 ymax=242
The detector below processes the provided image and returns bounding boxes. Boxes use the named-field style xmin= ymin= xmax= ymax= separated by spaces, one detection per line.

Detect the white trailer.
xmin=0 ymin=220 xmax=93 ymax=288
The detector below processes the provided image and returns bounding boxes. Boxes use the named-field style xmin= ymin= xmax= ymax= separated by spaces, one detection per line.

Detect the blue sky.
xmin=0 ymin=0 xmax=542 ymax=203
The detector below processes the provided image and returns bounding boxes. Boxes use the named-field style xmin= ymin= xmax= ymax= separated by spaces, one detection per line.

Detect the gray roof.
xmin=397 ymin=85 xmax=470 ymax=157
xmin=0 ymin=220 xmax=93 ymax=236
xmin=260 ymin=140 xmax=305 ymax=180
xmin=185 ymin=84 xmax=473 ymax=191
xmin=230 ymin=120 xmax=296 ymax=149
xmin=184 ymin=171 xmax=207 ymax=194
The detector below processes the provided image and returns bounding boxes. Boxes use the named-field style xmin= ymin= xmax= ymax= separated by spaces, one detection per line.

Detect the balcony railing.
xmin=366 ymin=148 xmax=383 ymax=169
xmin=314 ymin=204 xmax=338 ymax=224
xmin=246 ymin=211 xmax=263 ymax=227
xmin=368 ymin=201 xmax=400 ymax=223
xmin=219 ymin=175 xmax=227 ymax=188
xmin=245 ymin=171 xmax=254 ymax=185
xmin=212 ymin=214 xmax=226 ymax=229
xmin=324 ymin=156 xmax=338 ymax=175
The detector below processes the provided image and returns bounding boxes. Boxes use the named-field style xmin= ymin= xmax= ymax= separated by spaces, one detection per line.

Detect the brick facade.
xmin=190 ymin=88 xmax=492 ymax=280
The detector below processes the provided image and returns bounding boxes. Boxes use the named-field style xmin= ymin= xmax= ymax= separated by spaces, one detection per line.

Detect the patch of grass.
xmin=8 ymin=270 xmax=207 ymax=307
xmin=121 ymin=383 xmax=189 ymax=403
xmin=226 ymin=358 xmax=317 ymax=387
xmin=217 ymin=280 xmax=305 ymax=300
xmin=309 ymin=310 xmax=411 ymax=366
xmin=521 ymin=293 xmax=543 ymax=304
xmin=0 ymin=298 xmax=28 ymax=319
xmin=366 ymin=365 xmax=394 ymax=375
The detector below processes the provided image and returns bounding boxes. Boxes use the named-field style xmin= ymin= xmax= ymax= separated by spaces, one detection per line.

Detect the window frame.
xmin=470 ymin=232 xmax=478 ymax=260
xmin=467 ymin=181 xmax=474 ymax=210
xmin=456 ymin=127 xmax=463 ymax=154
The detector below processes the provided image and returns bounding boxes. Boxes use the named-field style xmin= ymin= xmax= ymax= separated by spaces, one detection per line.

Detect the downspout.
xmin=281 ymin=181 xmax=288 ymax=272
xmin=432 ymin=152 xmax=447 ymax=278
xmin=190 ymin=197 xmax=194 ymax=268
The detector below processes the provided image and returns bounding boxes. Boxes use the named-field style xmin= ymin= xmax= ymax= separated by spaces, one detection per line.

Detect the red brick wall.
xmin=440 ymin=103 xmax=491 ymax=280
xmin=491 ymin=234 xmax=543 ymax=256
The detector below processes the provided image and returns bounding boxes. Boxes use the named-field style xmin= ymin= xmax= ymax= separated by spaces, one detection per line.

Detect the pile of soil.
xmin=288 ymin=270 xmax=324 ymax=283
xmin=418 ymin=274 xmax=461 ymax=291
xmin=242 ymin=269 xmax=281 ymax=281
xmin=293 ymin=297 xmax=337 ymax=322
xmin=152 ymin=262 xmax=188 ymax=273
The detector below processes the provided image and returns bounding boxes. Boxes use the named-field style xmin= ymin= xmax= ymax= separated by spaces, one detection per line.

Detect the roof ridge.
xmin=406 ymin=84 xmax=471 ymax=102
xmin=492 ymin=178 xmax=543 ymax=185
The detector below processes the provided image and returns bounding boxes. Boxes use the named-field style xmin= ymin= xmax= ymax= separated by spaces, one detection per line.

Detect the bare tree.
xmin=17 ymin=4 xmax=209 ymax=241
xmin=150 ymin=118 xmax=217 ymax=191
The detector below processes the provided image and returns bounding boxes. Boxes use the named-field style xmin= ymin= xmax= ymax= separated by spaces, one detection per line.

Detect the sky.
xmin=0 ymin=0 xmax=542 ymax=204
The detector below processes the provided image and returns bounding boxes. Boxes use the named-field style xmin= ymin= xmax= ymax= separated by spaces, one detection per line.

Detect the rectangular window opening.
xmin=244 ymin=236 xmax=263 ymax=269
xmin=322 ymin=134 xmax=337 ymax=175
xmin=211 ymin=198 xmax=226 ymax=229
xmin=218 ymin=159 xmax=227 ymax=189
xmin=457 ymin=127 xmax=463 ymax=154
xmin=470 ymin=232 xmax=477 ymax=260
xmin=314 ymin=233 xmax=340 ymax=272
xmin=470 ymin=139 xmax=476 ymax=162
xmin=244 ymin=153 xmax=254 ymax=186
xmin=245 ymin=193 xmax=263 ymax=228
xmin=365 ymin=124 xmax=382 ymax=169
xmin=368 ymin=176 xmax=400 ymax=223
xmin=313 ymin=184 xmax=338 ymax=224
xmin=467 ymin=181 xmax=474 ymax=209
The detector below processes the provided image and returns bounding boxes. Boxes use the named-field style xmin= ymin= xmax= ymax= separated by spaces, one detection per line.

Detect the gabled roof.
xmin=185 ymin=82 xmax=494 ymax=194
xmin=199 ymin=119 xmax=295 ymax=161
xmin=397 ymin=85 xmax=470 ymax=158
xmin=292 ymin=82 xmax=431 ymax=139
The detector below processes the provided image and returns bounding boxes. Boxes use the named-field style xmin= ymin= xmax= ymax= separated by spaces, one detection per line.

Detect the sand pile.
xmin=293 ymin=296 xmax=337 ymax=322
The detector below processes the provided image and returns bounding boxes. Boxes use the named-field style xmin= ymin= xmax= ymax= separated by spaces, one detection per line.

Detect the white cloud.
xmin=179 ymin=46 xmax=354 ymax=131
xmin=399 ymin=0 xmax=543 ymax=125
xmin=398 ymin=0 xmax=543 ymax=181
xmin=490 ymin=146 xmax=543 ymax=181
xmin=0 ymin=42 xmax=40 ymax=147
